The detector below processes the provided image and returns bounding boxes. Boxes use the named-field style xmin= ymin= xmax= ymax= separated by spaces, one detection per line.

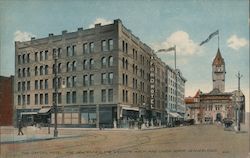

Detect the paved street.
xmin=0 ymin=125 xmax=249 ymax=158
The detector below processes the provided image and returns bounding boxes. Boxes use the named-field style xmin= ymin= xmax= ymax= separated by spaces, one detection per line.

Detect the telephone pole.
xmin=235 ymin=71 xmax=243 ymax=132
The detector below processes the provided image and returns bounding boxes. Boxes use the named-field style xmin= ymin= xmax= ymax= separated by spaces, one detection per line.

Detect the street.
xmin=0 ymin=125 xmax=249 ymax=158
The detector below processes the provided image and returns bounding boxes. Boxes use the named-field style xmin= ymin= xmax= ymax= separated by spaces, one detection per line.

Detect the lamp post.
xmin=53 ymin=52 xmax=58 ymax=137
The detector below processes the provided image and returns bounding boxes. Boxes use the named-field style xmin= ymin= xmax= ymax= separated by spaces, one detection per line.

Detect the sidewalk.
xmin=0 ymin=126 xmax=78 ymax=144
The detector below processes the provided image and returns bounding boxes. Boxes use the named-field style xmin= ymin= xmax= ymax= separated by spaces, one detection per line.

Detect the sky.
xmin=0 ymin=0 xmax=249 ymax=111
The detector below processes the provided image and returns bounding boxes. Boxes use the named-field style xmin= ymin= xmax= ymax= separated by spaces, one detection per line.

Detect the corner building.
xmin=15 ymin=19 xmax=169 ymax=128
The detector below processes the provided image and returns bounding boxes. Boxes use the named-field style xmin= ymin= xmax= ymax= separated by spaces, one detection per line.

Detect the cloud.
xmin=14 ymin=30 xmax=35 ymax=42
xmin=227 ymin=35 xmax=248 ymax=50
xmin=151 ymin=31 xmax=201 ymax=56
xmin=88 ymin=18 xmax=113 ymax=28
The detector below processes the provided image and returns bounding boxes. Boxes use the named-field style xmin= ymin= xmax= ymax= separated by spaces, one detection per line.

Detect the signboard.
xmin=150 ymin=56 xmax=155 ymax=109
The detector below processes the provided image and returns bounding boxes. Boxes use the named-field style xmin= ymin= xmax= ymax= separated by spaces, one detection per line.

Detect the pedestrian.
xmin=17 ymin=119 xmax=24 ymax=135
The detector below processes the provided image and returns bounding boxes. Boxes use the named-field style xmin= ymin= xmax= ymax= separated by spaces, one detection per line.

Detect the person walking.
xmin=17 ymin=119 xmax=24 ymax=135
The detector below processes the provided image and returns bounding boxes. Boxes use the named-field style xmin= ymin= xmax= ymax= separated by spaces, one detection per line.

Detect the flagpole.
xmin=174 ymin=45 xmax=176 ymax=70
xmin=218 ymin=30 xmax=220 ymax=49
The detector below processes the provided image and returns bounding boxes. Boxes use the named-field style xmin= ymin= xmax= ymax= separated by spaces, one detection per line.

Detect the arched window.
xmin=90 ymin=59 xmax=94 ymax=69
xmin=122 ymin=58 xmax=125 ymax=68
xmin=22 ymin=68 xmax=26 ymax=77
xmin=22 ymin=54 xmax=26 ymax=64
xmin=83 ymin=60 xmax=88 ymax=70
xmin=108 ymin=56 xmax=113 ymax=67
xmin=45 ymin=65 xmax=49 ymax=75
xmin=72 ymin=61 xmax=77 ymax=71
xmin=40 ymin=66 xmax=43 ymax=75
xmin=18 ymin=69 xmax=21 ymax=77
xmin=58 ymin=63 xmax=61 ymax=73
xmin=35 ymin=66 xmax=38 ymax=76
xmin=27 ymin=68 xmax=30 ymax=77
xmin=125 ymin=59 xmax=128 ymax=70
xmin=67 ymin=62 xmax=70 ymax=72
xmin=101 ymin=57 xmax=106 ymax=68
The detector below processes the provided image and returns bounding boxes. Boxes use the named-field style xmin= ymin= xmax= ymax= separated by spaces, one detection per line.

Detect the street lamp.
xmin=53 ymin=52 xmax=58 ymax=137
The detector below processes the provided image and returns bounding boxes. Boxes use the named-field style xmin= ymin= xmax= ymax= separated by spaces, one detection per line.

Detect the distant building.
xmin=165 ymin=66 xmax=186 ymax=124
xmin=14 ymin=19 xmax=186 ymax=128
xmin=185 ymin=49 xmax=245 ymax=125
xmin=0 ymin=76 xmax=14 ymax=126
xmin=185 ymin=90 xmax=201 ymax=124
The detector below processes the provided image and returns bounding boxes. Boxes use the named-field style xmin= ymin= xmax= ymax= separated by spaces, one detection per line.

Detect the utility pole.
xmin=235 ymin=71 xmax=243 ymax=132
xmin=53 ymin=52 xmax=58 ymax=137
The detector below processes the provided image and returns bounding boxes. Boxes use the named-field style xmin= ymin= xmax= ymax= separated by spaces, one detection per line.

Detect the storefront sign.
xmin=150 ymin=56 xmax=155 ymax=109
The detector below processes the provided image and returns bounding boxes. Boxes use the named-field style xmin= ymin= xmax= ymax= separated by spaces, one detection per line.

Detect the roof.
xmin=212 ymin=48 xmax=225 ymax=66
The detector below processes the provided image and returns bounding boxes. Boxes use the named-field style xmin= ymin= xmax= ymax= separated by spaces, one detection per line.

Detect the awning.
xmin=38 ymin=107 xmax=51 ymax=114
xmin=168 ymin=112 xmax=179 ymax=118
xmin=122 ymin=107 xmax=139 ymax=111
xmin=21 ymin=112 xmax=38 ymax=115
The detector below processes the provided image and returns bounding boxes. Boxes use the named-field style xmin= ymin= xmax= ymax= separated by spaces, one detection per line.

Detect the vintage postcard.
xmin=0 ymin=0 xmax=249 ymax=158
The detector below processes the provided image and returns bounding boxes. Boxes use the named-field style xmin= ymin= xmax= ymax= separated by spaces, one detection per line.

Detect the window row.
xmin=35 ymin=93 xmax=49 ymax=105
xmin=35 ymin=50 xmax=48 ymax=61
xmin=35 ymin=79 xmax=49 ymax=90
xmin=132 ymin=93 xmax=145 ymax=105
xmin=17 ymin=95 xmax=30 ymax=105
xmin=35 ymin=65 xmax=49 ymax=76
xmin=122 ymin=73 xmax=128 ymax=86
xmin=18 ymin=68 xmax=31 ymax=78
xmin=122 ymin=89 xmax=128 ymax=102
xmin=18 ymin=53 xmax=30 ymax=65
xmin=17 ymin=81 xmax=30 ymax=92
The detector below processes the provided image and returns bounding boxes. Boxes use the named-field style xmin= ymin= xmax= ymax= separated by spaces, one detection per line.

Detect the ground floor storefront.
xmin=15 ymin=105 xmax=166 ymax=128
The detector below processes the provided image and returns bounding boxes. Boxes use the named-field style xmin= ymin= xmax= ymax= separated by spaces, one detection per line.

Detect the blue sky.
xmin=0 ymin=0 xmax=249 ymax=110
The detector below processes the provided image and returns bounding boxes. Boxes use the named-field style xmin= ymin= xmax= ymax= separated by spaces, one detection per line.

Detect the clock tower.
xmin=212 ymin=49 xmax=226 ymax=92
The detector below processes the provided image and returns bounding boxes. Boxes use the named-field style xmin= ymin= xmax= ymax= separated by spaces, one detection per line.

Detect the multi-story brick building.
xmin=0 ymin=76 xmax=14 ymax=126
xmin=14 ymin=19 xmax=185 ymax=128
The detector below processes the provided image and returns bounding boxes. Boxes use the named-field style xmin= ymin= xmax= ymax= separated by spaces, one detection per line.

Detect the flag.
xmin=157 ymin=46 xmax=176 ymax=53
xmin=200 ymin=30 xmax=219 ymax=46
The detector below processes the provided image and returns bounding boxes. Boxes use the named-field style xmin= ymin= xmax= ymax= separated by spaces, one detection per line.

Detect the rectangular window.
xmin=125 ymin=90 xmax=128 ymax=102
xmin=18 ymin=82 xmax=21 ymax=91
xmin=27 ymin=95 xmax=30 ymax=105
xmin=35 ymin=94 xmax=38 ymax=105
xmin=122 ymin=90 xmax=125 ymax=102
xmin=122 ymin=41 xmax=125 ymax=52
xmin=66 ymin=92 xmax=71 ymax=104
xmin=22 ymin=82 xmax=25 ymax=91
xmin=89 ymin=90 xmax=94 ymax=103
xmin=18 ymin=95 xmax=21 ymax=105
xmin=35 ymin=52 xmax=38 ymax=61
xmin=89 ymin=42 xmax=94 ymax=53
xmin=72 ymin=45 xmax=76 ymax=56
xmin=83 ymin=91 xmax=88 ymax=103
xmin=101 ymin=89 xmax=106 ymax=102
xmin=27 ymin=81 xmax=30 ymax=90
xmin=108 ymin=72 xmax=113 ymax=84
xmin=101 ymin=73 xmax=107 ymax=84
xmin=22 ymin=95 xmax=25 ymax=105
xmin=108 ymin=39 xmax=113 ymax=51
xmin=58 ymin=48 xmax=62 ymax=58
xmin=58 ymin=93 xmax=62 ymax=104
xmin=83 ymin=75 xmax=88 ymax=86
xmin=67 ymin=46 xmax=72 ymax=57
xmin=101 ymin=40 xmax=107 ymax=52
xmin=45 ymin=79 xmax=48 ymax=89
xmin=27 ymin=54 xmax=30 ymax=63
xmin=108 ymin=89 xmax=113 ymax=102
xmin=72 ymin=76 xmax=77 ymax=87
xmin=45 ymin=50 xmax=48 ymax=60
xmin=89 ymin=74 xmax=94 ymax=86
xmin=40 ymin=94 xmax=43 ymax=104
xmin=18 ymin=55 xmax=21 ymax=64
xmin=67 ymin=77 xmax=71 ymax=88
xmin=72 ymin=91 xmax=76 ymax=103
xmin=83 ymin=43 xmax=88 ymax=53
xmin=40 ymin=80 xmax=43 ymax=90
xmin=40 ymin=51 xmax=43 ymax=61
xmin=45 ymin=93 xmax=48 ymax=104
